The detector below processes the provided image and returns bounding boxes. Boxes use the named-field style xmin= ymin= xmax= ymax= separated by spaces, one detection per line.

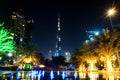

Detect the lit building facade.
xmin=5 ymin=11 xmax=34 ymax=45
xmin=65 ymin=51 xmax=71 ymax=62
xmin=4 ymin=10 xmax=34 ymax=60
xmin=85 ymin=30 xmax=100 ymax=43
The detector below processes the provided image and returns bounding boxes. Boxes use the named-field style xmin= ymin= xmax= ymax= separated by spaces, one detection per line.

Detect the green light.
xmin=25 ymin=63 xmax=30 ymax=69
xmin=0 ymin=22 xmax=4 ymax=27
xmin=0 ymin=23 xmax=16 ymax=53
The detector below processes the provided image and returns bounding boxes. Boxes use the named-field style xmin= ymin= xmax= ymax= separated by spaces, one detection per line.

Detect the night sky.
xmin=0 ymin=0 xmax=120 ymax=58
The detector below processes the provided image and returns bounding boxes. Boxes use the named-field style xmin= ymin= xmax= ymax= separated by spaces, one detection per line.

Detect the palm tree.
xmin=95 ymin=28 xmax=120 ymax=72
xmin=71 ymin=42 xmax=99 ymax=72
xmin=79 ymin=42 xmax=98 ymax=72
xmin=16 ymin=43 xmax=42 ymax=69
xmin=70 ymin=48 xmax=85 ymax=71
xmin=52 ymin=55 xmax=66 ymax=69
xmin=17 ymin=50 xmax=40 ymax=64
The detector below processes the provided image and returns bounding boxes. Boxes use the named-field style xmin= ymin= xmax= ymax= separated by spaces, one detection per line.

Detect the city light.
xmin=7 ymin=52 xmax=13 ymax=57
xmin=107 ymin=8 xmax=116 ymax=17
xmin=107 ymin=7 xmax=117 ymax=29
xmin=95 ymin=32 xmax=99 ymax=36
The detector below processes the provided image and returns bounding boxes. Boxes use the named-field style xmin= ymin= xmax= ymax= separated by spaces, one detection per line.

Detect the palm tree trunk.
xmin=88 ymin=60 xmax=97 ymax=72
xmin=116 ymin=52 xmax=120 ymax=70
xmin=106 ymin=59 xmax=113 ymax=72
xmin=79 ymin=64 xmax=86 ymax=72
xmin=89 ymin=62 xmax=93 ymax=71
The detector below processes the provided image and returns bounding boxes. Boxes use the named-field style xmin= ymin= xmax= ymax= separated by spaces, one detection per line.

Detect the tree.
xmin=71 ymin=28 xmax=120 ymax=72
xmin=17 ymin=50 xmax=40 ymax=64
xmin=0 ymin=22 xmax=16 ymax=66
xmin=84 ymin=42 xmax=99 ymax=71
xmin=70 ymin=48 xmax=84 ymax=68
xmin=16 ymin=43 xmax=43 ymax=69
xmin=0 ymin=22 xmax=16 ymax=53
xmin=71 ymin=42 xmax=98 ymax=72
xmin=51 ymin=55 xmax=66 ymax=69
xmin=95 ymin=28 xmax=120 ymax=72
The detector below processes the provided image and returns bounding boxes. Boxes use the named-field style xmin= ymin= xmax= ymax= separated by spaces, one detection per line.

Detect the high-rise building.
xmin=48 ymin=50 xmax=52 ymax=60
xmin=4 ymin=10 xmax=34 ymax=58
xmin=85 ymin=30 xmax=100 ymax=43
xmin=55 ymin=13 xmax=62 ymax=56
xmin=5 ymin=11 xmax=26 ymax=44
xmin=65 ymin=51 xmax=71 ymax=62
xmin=25 ymin=19 xmax=34 ymax=43
xmin=5 ymin=10 xmax=34 ymax=45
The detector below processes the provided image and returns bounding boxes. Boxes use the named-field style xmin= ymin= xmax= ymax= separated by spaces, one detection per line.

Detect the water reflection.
xmin=102 ymin=73 xmax=120 ymax=80
xmin=62 ymin=71 xmax=65 ymax=79
xmin=1 ymin=70 xmax=120 ymax=80
xmin=79 ymin=72 xmax=86 ymax=79
xmin=50 ymin=70 xmax=54 ymax=79
xmin=88 ymin=72 xmax=99 ymax=80
xmin=57 ymin=71 xmax=60 ymax=76
xmin=74 ymin=71 xmax=77 ymax=79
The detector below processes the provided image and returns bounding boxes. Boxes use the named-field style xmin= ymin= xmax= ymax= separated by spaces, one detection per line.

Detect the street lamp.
xmin=107 ymin=8 xmax=116 ymax=16
xmin=107 ymin=7 xmax=116 ymax=29
xmin=7 ymin=53 xmax=13 ymax=57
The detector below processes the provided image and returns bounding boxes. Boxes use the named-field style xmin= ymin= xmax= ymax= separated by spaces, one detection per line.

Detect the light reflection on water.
xmin=88 ymin=72 xmax=99 ymax=80
xmin=50 ymin=70 xmax=54 ymax=79
xmin=1 ymin=70 xmax=120 ymax=80
xmin=62 ymin=71 xmax=65 ymax=79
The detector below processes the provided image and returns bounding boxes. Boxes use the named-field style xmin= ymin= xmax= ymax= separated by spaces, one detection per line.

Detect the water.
xmin=1 ymin=70 xmax=120 ymax=80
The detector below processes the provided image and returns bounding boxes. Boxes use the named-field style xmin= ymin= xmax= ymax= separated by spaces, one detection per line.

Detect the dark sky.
xmin=0 ymin=0 xmax=120 ymax=58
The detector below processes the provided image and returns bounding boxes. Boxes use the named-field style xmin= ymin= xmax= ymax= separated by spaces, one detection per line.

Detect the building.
xmin=85 ymin=30 xmax=100 ymax=43
xmin=65 ymin=51 xmax=71 ymax=62
xmin=54 ymin=13 xmax=62 ymax=56
xmin=5 ymin=10 xmax=34 ymax=45
xmin=4 ymin=10 xmax=34 ymax=58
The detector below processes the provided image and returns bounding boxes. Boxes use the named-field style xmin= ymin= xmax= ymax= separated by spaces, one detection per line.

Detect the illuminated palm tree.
xmin=70 ymin=49 xmax=86 ymax=71
xmin=79 ymin=42 xmax=98 ymax=72
xmin=71 ymin=42 xmax=98 ymax=72
xmin=16 ymin=50 xmax=41 ymax=70
xmin=16 ymin=43 xmax=42 ymax=69
xmin=95 ymin=28 xmax=120 ymax=72
xmin=18 ymin=51 xmax=40 ymax=63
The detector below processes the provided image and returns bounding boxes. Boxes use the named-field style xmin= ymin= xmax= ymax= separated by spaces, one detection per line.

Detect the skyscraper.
xmin=85 ymin=30 xmax=100 ymax=43
xmin=5 ymin=9 xmax=34 ymax=57
xmin=5 ymin=10 xmax=34 ymax=45
xmin=55 ymin=13 xmax=61 ymax=56
xmin=5 ymin=11 xmax=26 ymax=45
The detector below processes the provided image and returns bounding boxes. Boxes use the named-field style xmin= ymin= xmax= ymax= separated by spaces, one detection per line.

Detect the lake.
xmin=1 ymin=70 xmax=120 ymax=80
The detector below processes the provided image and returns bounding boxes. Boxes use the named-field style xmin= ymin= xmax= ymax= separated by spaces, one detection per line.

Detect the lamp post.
xmin=107 ymin=8 xmax=116 ymax=29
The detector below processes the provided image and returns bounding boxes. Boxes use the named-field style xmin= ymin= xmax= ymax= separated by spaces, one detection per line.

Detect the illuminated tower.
xmin=55 ymin=13 xmax=61 ymax=56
